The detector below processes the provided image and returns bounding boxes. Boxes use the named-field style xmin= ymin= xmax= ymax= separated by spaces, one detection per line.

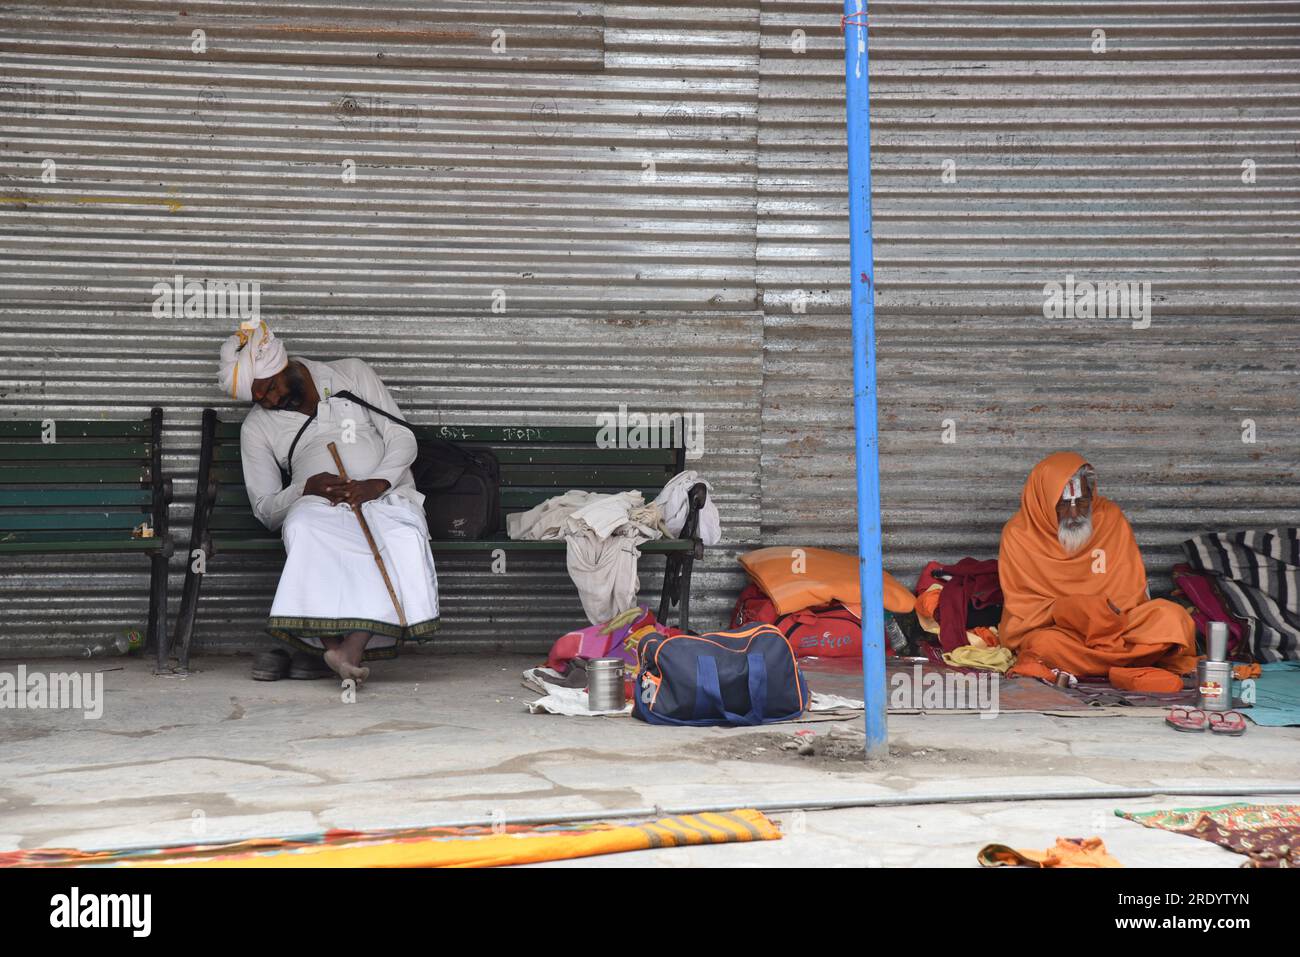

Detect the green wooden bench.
xmin=0 ymin=409 xmax=173 ymax=671
xmin=172 ymin=408 xmax=708 ymax=669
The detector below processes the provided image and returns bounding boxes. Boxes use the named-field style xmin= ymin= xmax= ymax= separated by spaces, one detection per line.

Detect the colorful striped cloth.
xmin=0 ymin=809 xmax=781 ymax=868
xmin=1183 ymin=528 xmax=1300 ymax=661
xmin=1117 ymin=803 xmax=1299 ymax=868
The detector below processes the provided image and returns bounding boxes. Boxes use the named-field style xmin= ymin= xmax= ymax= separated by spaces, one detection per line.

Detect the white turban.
xmin=217 ymin=321 xmax=287 ymax=401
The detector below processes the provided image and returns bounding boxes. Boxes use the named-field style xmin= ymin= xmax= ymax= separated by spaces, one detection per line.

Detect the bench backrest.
xmin=0 ymin=410 xmax=166 ymax=550
xmin=204 ymin=415 xmax=688 ymax=542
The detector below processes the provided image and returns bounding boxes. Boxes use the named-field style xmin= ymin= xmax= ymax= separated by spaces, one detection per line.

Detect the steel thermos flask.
xmin=1197 ymin=621 xmax=1233 ymax=713
xmin=587 ymin=658 xmax=626 ymax=712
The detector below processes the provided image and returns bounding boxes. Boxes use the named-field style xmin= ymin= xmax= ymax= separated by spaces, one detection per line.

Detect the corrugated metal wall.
xmin=0 ymin=0 xmax=765 ymax=656
xmin=757 ymin=0 xmax=1300 ymax=577
xmin=2 ymin=1 xmax=1297 ymax=657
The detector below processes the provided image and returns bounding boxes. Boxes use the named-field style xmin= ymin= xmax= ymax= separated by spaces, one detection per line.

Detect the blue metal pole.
xmin=843 ymin=2 xmax=887 ymax=761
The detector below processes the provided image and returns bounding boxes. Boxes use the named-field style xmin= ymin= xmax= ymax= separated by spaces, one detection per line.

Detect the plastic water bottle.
xmin=884 ymin=613 xmax=907 ymax=654
xmin=84 ymin=634 xmax=131 ymax=658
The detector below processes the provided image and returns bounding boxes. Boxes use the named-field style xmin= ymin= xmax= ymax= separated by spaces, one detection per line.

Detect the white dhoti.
xmin=266 ymin=492 xmax=440 ymax=658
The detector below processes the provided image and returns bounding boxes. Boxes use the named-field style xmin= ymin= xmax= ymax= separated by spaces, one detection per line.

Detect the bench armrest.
xmin=678 ymin=481 xmax=709 ymax=559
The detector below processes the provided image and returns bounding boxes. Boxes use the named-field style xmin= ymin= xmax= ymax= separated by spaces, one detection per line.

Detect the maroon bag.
xmin=777 ymin=604 xmax=865 ymax=659
xmin=1172 ymin=564 xmax=1248 ymax=657
xmin=731 ymin=582 xmax=778 ymax=629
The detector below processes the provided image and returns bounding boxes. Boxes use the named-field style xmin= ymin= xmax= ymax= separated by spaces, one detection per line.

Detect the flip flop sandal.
xmin=1207 ymin=711 xmax=1247 ymax=736
xmin=1165 ymin=706 xmax=1207 ymax=733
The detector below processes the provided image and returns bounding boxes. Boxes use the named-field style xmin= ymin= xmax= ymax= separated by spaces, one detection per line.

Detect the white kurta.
xmin=240 ymin=357 xmax=439 ymax=657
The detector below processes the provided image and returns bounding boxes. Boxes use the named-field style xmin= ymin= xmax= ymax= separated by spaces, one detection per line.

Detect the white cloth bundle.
xmin=652 ymin=470 xmax=721 ymax=545
xmin=508 ymin=473 xmax=722 ymax=625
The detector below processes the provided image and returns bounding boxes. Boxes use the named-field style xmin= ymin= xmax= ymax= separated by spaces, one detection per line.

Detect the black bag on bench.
xmin=284 ymin=391 xmax=501 ymax=540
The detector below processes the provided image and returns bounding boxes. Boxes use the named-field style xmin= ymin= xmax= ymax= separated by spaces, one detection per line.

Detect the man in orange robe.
xmin=999 ymin=452 xmax=1197 ymax=692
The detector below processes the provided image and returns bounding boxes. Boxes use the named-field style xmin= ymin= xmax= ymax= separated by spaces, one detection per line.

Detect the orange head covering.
xmin=998 ymin=452 xmax=1149 ymax=649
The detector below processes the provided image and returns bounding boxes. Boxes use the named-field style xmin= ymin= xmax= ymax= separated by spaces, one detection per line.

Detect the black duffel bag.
xmin=285 ymin=390 xmax=501 ymax=540
xmin=410 ymin=436 xmax=502 ymax=541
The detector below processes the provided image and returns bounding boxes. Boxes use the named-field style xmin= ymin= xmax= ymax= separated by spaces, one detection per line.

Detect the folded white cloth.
xmin=565 ymin=490 xmax=648 ymax=539
xmin=809 ymin=692 xmax=865 ymax=711
xmin=506 ymin=489 xmax=593 ymax=541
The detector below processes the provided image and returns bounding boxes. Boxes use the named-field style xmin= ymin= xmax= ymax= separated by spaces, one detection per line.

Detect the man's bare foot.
xmin=345 ymin=661 xmax=370 ymax=684
xmin=322 ymin=647 xmax=345 ymax=676
xmin=339 ymin=630 xmax=373 ymax=682
xmin=323 ymin=648 xmax=368 ymax=683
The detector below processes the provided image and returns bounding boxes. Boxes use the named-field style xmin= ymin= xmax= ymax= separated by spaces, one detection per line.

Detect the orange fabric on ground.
xmin=980 ymin=836 xmax=1121 ymax=868
xmin=1233 ymin=663 xmax=1261 ymax=680
xmin=914 ymin=583 xmax=942 ymax=634
xmin=915 ymin=587 xmax=941 ymax=619
xmin=999 ymin=452 xmax=1196 ymax=681
xmin=1107 ymin=665 xmax=1184 ymax=693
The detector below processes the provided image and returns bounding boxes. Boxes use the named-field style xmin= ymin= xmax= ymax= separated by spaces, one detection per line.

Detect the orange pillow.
xmin=737 ymin=546 xmax=915 ymax=616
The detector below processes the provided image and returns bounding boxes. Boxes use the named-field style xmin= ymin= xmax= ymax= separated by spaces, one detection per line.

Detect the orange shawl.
xmin=998 ymin=452 xmax=1150 ymax=650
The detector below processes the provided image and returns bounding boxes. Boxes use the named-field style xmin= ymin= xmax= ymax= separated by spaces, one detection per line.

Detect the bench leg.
xmin=656 ymin=557 xmax=672 ymax=623
xmin=174 ymin=561 xmax=204 ymax=672
xmin=677 ymin=554 xmax=694 ymax=632
xmin=149 ymin=553 xmax=171 ymax=674
xmin=655 ymin=553 xmax=695 ymax=632
xmin=657 ymin=554 xmax=680 ymax=625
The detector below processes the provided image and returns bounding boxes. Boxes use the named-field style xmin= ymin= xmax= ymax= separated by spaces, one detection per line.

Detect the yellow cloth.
xmin=943 ymin=645 xmax=1015 ymax=673
xmin=917 ymin=591 xmax=998 ymax=646
xmin=118 ymin=809 xmax=782 ymax=868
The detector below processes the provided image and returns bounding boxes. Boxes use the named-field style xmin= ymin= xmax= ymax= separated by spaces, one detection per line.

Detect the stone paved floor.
xmin=1 ymin=655 xmax=1295 ymax=866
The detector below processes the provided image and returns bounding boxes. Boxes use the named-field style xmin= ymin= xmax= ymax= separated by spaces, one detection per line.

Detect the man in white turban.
xmin=218 ymin=322 xmax=440 ymax=684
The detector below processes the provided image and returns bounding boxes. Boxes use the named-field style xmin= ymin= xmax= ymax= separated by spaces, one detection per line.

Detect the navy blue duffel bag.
xmin=633 ymin=624 xmax=811 ymax=726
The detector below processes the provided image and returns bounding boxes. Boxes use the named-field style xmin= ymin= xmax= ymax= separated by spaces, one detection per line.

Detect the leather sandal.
xmin=1164 ymin=706 xmax=1207 ymax=733
xmin=1207 ymin=711 xmax=1247 ymax=736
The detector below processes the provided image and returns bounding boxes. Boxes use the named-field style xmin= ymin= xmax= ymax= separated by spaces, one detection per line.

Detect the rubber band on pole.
xmin=841 ymin=12 xmax=868 ymax=29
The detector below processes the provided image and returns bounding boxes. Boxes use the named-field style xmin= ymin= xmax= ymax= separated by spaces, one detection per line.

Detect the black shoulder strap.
xmin=334 ymin=389 xmax=413 ymax=432
xmin=334 ymin=389 xmax=490 ymax=478
xmin=281 ymin=411 xmax=317 ymax=486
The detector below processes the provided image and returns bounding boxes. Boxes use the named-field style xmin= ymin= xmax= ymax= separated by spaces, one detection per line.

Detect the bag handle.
xmin=694 ymin=653 xmax=768 ymax=726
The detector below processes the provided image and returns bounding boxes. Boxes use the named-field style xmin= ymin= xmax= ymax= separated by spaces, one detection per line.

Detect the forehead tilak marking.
xmin=1060 ymin=476 xmax=1084 ymax=502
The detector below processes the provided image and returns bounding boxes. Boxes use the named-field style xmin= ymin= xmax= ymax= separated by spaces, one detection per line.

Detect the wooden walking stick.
xmin=326 ymin=441 xmax=407 ymax=628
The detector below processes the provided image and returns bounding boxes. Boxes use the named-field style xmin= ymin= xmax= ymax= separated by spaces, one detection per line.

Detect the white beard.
xmin=1058 ymin=516 xmax=1093 ymax=556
